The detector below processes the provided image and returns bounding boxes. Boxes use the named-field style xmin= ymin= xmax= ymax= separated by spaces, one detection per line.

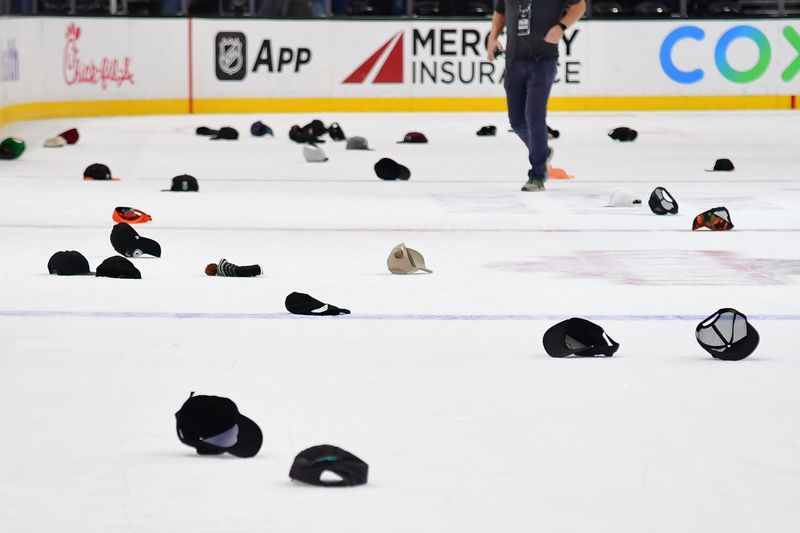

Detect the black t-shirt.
xmin=494 ymin=0 xmax=580 ymax=62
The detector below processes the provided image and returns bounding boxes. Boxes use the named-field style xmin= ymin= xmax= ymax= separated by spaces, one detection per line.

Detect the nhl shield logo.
xmin=215 ymin=32 xmax=247 ymax=80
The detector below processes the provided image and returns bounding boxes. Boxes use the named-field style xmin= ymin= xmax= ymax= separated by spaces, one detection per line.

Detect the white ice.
xmin=1 ymin=110 xmax=799 ymax=533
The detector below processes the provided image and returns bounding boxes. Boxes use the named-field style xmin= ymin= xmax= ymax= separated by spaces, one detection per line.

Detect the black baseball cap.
xmin=163 ymin=174 xmax=198 ymax=192
xmin=374 ymin=158 xmax=411 ymax=181
xmin=250 ymin=121 xmax=273 ymax=137
xmin=110 ymin=223 xmax=162 ymax=258
xmin=47 ymin=250 xmax=91 ymax=276
xmin=289 ymin=445 xmax=368 ymax=487
xmin=696 ymin=308 xmax=759 ymax=361
xmin=608 ymin=127 xmax=638 ymax=142
xmin=285 ymin=292 xmax=350 ymax=316
xmin=175 ymin=393 xmax=263 ymax=458
xmin=196 ymin=126 xmax=218 ymax=136
xmin=648 ymin=186 xmax=679 ymax=215
xmin=211 ymin=127 xmax=238 ymax=140
xmin=706 ymin=158 xmax=735 ymax=172
xmin=543 ymin=318 xmax=620 ymax=357
xmin=476 ymin=125 xmax=497 ymax=136
xmin=84 ymin=163 xmax=119 ymax=181
xmin=95 ymin=256 xmax=141 ymax=279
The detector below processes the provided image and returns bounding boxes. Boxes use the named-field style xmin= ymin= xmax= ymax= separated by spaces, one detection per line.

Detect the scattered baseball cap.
xmin=285 ymin=292 xmax=350 ymax=316
xmin=345 ymin=136 xmax=373 ymax=150
xmin=648 ymin=186 xmax=679 ymax=215
xmin=608 ymin=127 xmax=638 ymax=142
xmin=163 ymin=174 xmax=198 ymax=192
xmin=47 ymin=250 xmax=91 ymax=276
xmin=112 ymin=207 xmax=152 ymax=224
xmin=696 ymin=308 xmax=759 ymax=361
xmin=43 ymin=136 xmax=67 ymax=148
xmin=328 ymin=122 xmax=346 ymax=141
xmin=83 ymin=163 xmax=118 ymax=181
xmin=304 ymin=119 xmax=328 ymax=138
xmin=210 ymin=127 xmax=238 ymax=140
xmin=289 ymin=445 xmax=369 ymax=487
xmin=547 ymin=124 xmax=561 ymax=139
xmin=196 ymin=126 xmax=218 ymax=136
xmin=290 ymin=124 xmax=324 ymax=144
xmin=398 ymin=131 xmax=428 ymax=144
xmin=374 ymin=158 xmax=410 ymax=181
xmin=59 ymin=128 xmax=79 ymax=145
xmin=607 ymin=187 xmax=642 ymax=207
xmin=692 ymin=207 xmax=733 ymax=231
xmin=110 ymin=222 xmax=162 ymax=257
xmin=476 ymin=125 xmax=497 ymax=136
xmin=250 ymin=121 xmax=273 ymax=137
xmin=387 ymin=243 xmax=432 ymax=274
xmin=706 ymin=158 xmax=734 ymax=172
xmin=95 ymin=255 xmax=141 ymax=279
xmin=0 ymin=137 xmax=25 ymax=159
xmin=175 ymin=393 xmax=263 ymax=458
xmin=543 ymin=318 xmax=619 ymax=357
xmin=303 ymin=144 xmax=328 ymax=163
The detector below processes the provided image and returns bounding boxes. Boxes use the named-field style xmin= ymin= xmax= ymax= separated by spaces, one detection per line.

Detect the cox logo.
xmin=660 ymin=25 xmax=800 ymax=84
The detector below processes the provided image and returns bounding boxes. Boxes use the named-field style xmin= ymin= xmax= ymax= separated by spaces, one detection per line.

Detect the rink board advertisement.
xmin=193 ymin=18 xmax=800 ymax=100
xmin=1 ymin=16 xmax=799 ymax=125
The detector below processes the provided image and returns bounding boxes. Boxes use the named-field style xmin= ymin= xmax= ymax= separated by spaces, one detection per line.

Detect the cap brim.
xmin=408 ymin=249 xmax=432 ymax=273
xmin=224 ymin=414 xmax=263 ymax=457
xmin=137 ymin=237 xmax=161 ymax=257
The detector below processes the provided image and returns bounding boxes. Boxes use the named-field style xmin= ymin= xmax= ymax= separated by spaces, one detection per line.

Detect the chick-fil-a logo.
xmin=63 ymin=23 xmax=134 ymax=90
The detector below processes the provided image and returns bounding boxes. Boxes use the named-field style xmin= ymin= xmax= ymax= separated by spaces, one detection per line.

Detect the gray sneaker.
xmin=521 ymin=179 xmax=545 ymax=192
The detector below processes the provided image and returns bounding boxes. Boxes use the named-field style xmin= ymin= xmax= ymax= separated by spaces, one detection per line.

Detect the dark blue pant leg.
xmin=504 ymin=57 xmax=557 ymax=181
xmin=526 ymin=57 xmax=557 ymax=180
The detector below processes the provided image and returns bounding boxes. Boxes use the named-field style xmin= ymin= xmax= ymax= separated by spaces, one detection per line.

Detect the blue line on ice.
xmin=0 ymin=310 xmax=798 ymax=321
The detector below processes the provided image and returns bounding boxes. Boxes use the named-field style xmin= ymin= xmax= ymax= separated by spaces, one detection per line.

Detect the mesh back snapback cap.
xmin=696 ymin=308 xmax=759 ymax=361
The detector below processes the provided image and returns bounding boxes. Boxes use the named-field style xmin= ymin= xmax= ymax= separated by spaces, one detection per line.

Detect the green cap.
xmin=0 ymin=137 xmax=25 ymax=160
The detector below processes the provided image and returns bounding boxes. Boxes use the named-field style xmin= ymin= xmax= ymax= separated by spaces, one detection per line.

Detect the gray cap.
xmin=345 ymin=136 xmax=373 ymax=150
xmin=303 ymin=144 xmax=328 ymax=163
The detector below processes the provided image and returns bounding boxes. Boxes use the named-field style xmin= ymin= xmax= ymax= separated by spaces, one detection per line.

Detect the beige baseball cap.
xmin=387 ymin=243 xmax=433 ymax=274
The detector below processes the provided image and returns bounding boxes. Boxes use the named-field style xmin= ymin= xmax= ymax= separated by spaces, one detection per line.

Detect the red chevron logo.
xmin=343 ymin=32 xmax=404 ymax=84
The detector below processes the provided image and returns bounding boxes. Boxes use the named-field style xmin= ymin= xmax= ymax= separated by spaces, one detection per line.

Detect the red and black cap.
xmin=48 ymin=250 xmax=91 ymax=276
xmin=110 ymin=222 xmax=161 ymax=258
xmin=543 ymin=317 xmax=619 ymax=357
xmin=289 ymin=445 xmax=368 ymax=487
xmin=96 ymin=256 xmax=141 ymax=279
xmin=696 ymin=308 xmax=759 ymax=361
xmin=692 ymin=206 xmax=733 ymax=231
xmin=84 ymin=163 xmax=118 ymax=181
xmin=112 ymin=207 xmax=152 ymax=224
xmin=175 ymin=393 xmax=263 ymax=458
xmin=374 ymin=158 xmax=410 ymax=181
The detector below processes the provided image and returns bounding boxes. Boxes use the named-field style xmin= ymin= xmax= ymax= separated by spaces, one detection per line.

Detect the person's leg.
xmin=504 ymin=59 xmax=531 ymax=149
xmin=524 ymin=56 xmax=557 ymax=181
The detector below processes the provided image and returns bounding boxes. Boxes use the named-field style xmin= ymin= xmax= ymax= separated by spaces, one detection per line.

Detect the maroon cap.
xmin=398 ymin=131 xmax=428 ymax=144
xmin=59 ymin=128 xmax=79 ymax=145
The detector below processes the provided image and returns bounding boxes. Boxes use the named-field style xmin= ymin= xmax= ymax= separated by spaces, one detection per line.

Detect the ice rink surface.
xmin=1 ymin=110 xmax=799 ymax=532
